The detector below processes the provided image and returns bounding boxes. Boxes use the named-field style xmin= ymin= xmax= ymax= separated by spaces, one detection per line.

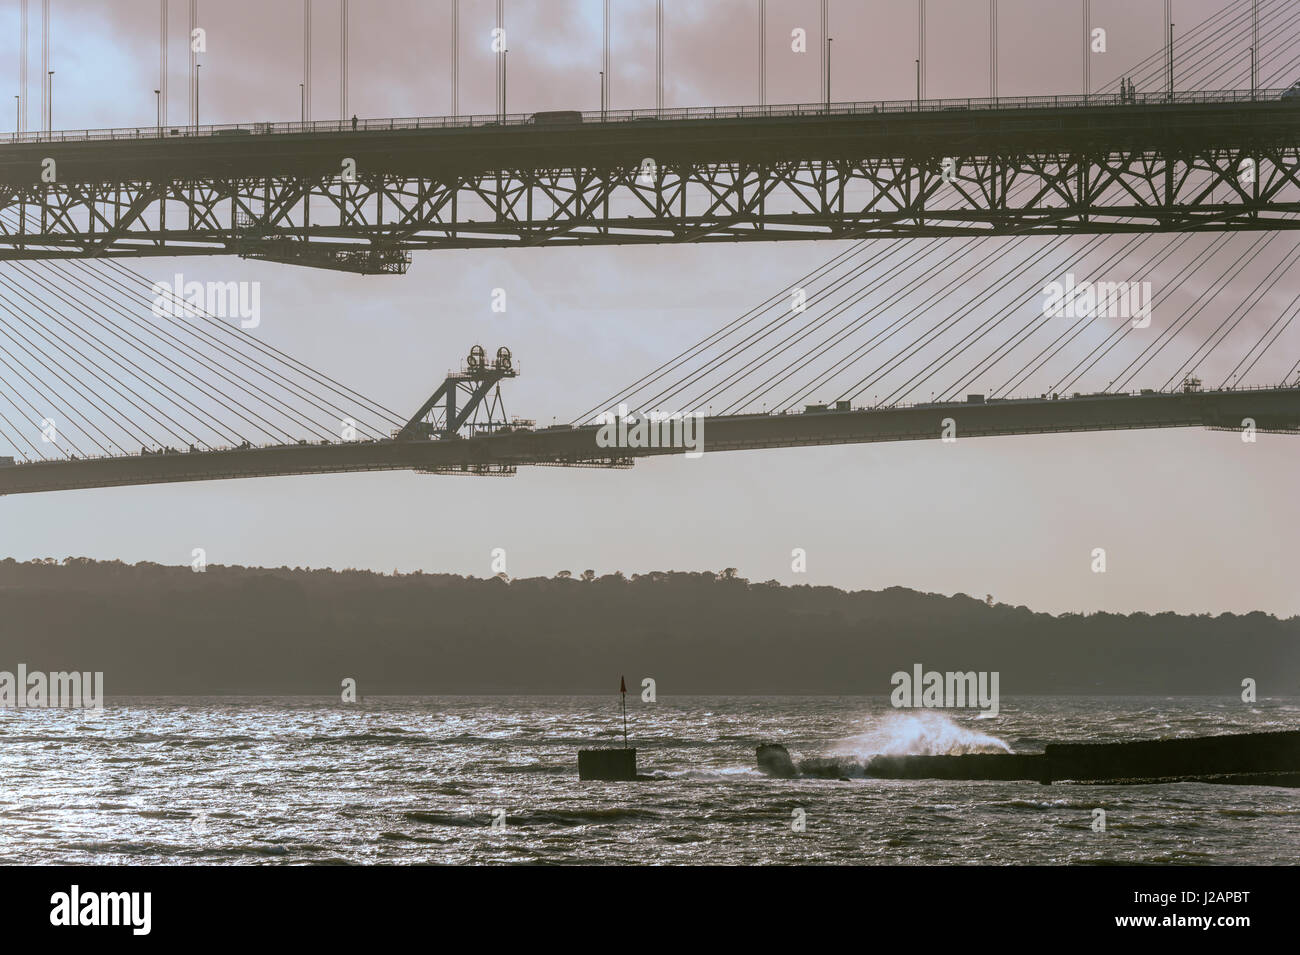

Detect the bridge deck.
xmin=3 ymin=88 xmax=1297 ymax=257
xmin=2 ymin=387 xmax=1295 ymax=496
xmin=3 ymin=89 xmax=1296 ymax=185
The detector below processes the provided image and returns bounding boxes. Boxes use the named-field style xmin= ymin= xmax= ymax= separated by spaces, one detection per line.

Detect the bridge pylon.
xmin=396 ymin=346 xmax=519 ymax=441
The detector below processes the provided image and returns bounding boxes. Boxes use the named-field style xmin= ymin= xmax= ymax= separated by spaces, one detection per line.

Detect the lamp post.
xmin=47 ymin=71 xmax=53 ymax=132
xmin=300 ymin=83 xmax=305 ymax=123
xmin=825 ymin=37 xmax=832 ymax=110
xmin=154 ymin=89 xmax=161 ymax=132
xmin=1168 ymin=22 xmax=1175 ymax=102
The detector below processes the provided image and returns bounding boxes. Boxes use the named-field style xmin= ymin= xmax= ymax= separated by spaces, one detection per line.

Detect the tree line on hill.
xmin=0 ymin=558 xmax=1294 ymax=696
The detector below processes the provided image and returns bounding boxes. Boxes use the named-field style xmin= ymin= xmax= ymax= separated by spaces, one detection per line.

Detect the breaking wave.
xmin=771 ymin=713 xmax=1014 ymax=778
xmin=832 ymin=711 xmax=1012 ymax=758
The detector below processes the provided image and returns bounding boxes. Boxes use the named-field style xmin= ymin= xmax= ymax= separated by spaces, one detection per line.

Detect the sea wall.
xmin=756 ymin=730 xmax=1300 ymax=785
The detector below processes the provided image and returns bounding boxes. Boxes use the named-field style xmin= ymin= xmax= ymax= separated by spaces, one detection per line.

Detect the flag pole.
xmin=620 ymin=675 xmax=628 ymax=748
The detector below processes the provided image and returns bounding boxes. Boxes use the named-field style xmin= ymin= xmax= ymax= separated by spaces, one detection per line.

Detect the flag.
xmin=620 ymin=675 xmax=626 ymax=694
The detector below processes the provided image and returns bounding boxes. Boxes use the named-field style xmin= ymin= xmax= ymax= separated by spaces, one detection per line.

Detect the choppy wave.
xmin=403 ymin=807 xmax=662 ymax=827
xmin=4 ymin=695 xmax=1297 ymax=864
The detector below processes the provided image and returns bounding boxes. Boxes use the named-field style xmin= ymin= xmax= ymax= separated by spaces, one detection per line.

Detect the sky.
xmin=0 ymin=0 xmax=1298 ymax=616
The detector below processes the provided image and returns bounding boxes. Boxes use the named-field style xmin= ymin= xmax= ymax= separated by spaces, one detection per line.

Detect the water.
xmin=2 ymin=696 xmax=1297 ymax=865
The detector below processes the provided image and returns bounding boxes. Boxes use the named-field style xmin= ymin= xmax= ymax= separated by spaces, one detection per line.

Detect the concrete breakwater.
xmin=757 ymin=729 xmax=1300 ymax=786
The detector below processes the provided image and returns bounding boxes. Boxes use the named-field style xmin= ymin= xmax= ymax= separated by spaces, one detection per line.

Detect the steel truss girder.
xmin=1 ymin=147 xmax=1298 ymax=260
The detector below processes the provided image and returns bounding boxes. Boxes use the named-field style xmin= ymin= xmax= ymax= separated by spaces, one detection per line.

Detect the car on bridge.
xmin=529 ymin=110 xmax=584 ymax=126
xmin=1284 ymin=82 xmax=1300 ymax=101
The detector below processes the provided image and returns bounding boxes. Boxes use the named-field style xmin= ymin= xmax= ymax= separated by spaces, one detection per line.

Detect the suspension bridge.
xmin=0 ymin=0 xmax=1298 ymax=496
xmin=1 ymin=0 xmax=1298 ymax=265
xmin=1 ymin=85 xmax=1297 ymax=265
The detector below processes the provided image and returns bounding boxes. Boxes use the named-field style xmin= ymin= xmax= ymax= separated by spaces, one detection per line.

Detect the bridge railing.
xmin=6 ymin=88 xmax=1291 ymax=146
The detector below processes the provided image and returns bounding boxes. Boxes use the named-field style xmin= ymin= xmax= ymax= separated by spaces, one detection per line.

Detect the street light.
xmin=47 ymin=71 xmax=53 ymax=132
xmin=195 ymin=63 xmax=201 ymax=128
xmin=13 ymin=95 xmax=18 ymax=139
xmin=300 ymin=83 xmax=305 ymax=123
xmin=1168 ymin=22 xmax=1175 ymax=103
xmin=825 ymin=38 xmax=832 ymax=110
xmin=154 ymin=89 xmax=161 ymax=132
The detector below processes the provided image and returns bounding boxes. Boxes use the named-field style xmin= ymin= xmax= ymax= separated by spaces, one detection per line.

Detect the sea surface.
xmin=2 ymin=696 xmax=1297 ymax=865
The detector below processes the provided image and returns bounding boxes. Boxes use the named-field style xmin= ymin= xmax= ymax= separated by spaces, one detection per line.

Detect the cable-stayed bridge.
xmin=2 ymin=313 xmax=1298 ymax=496
xmin=2 ymin=381 xmax=1298 ymax=497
